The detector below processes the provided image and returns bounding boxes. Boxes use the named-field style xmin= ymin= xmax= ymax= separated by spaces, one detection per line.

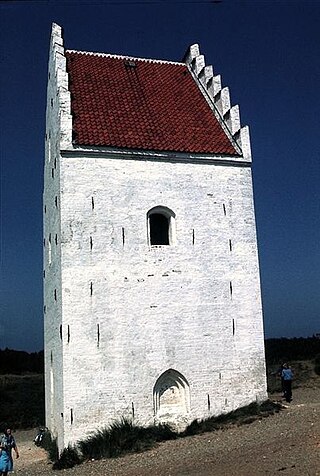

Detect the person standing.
xmin=276 ymin=363 xmax=285 ymax=396
xmin=0 ymin=427 xmax=19 ymax=476
xmin=281 ymin=363 xmax=294 ymax=402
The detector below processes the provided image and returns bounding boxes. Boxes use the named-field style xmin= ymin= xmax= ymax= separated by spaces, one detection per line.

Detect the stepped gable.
xmin=65 ymin=50 xmax=239 ymax=155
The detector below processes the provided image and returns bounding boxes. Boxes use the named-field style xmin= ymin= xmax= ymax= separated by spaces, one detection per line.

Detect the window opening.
xmin=150 ymin=214 xmax=169 ymax=245
xmin=148 ymin=206 xmax=176 ymax=246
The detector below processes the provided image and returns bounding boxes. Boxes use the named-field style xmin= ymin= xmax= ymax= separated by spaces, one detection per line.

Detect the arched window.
xmin=147 ymin=206 xmax=176 ymax=246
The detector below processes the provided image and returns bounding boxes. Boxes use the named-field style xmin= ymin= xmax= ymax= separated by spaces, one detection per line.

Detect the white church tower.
xmin=44 ymin=23 xmax=267 ymax=451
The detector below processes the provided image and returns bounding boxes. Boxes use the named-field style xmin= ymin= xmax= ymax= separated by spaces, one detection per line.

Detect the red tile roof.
xmin=65 ymin=51 xmax=238 ymax=155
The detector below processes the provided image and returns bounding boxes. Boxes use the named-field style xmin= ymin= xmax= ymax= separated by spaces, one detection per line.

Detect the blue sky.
xmin=1 ymin=0 xmax=319 ymax=351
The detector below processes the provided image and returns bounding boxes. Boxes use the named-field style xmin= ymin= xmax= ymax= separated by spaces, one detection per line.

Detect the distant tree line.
xmin=1 ymin=337 xmax=320 ymax=374
xmin=265 ymin=336 xmax=320 ymax=364
xmin=0 ymin=348 xmax=44 ymax=374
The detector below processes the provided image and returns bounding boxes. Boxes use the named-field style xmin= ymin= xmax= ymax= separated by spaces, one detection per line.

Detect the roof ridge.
xmin=65 ymin=49 xmax=185 ymax=66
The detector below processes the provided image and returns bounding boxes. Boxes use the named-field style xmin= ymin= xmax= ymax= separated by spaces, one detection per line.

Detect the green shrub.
xmin=39 ymin=430 xmax=59 ymax=462
xmin=314 ymin=354 xmax=320 ymax=375
xmin=0 ymin=374 xmax=44 ymax=428
xmin=53 ymin=400 xmax=283 ymax=470
xmin=182 ymin=400 xmax=282 ymax=437
xmin=265 ymin=337 xmax=320 ymax=364
xmin=78 ymin=418 xmax=176 ymax=461
xmin=53 ymin=445 xmax=82 ymax=469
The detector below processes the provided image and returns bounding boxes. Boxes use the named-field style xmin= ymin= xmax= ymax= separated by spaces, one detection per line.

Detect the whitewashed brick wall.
xmin=56 ymin=154 xmax=266 ymax=448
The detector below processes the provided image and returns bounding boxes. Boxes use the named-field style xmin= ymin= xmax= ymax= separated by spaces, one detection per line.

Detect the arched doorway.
xmin=153 ymin=369 xmax=190 ymax=428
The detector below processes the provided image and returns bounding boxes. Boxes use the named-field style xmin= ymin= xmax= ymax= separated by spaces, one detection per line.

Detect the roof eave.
xmin=60 ymin=144 xmax=250 ymax=167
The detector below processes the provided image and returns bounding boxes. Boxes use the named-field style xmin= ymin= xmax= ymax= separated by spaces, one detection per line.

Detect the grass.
xmin=79 ymin=418 xmax=177 ymax=460
xmin=266 ymin=359 xmax=319 ymax=393
xmin=0 ymin=374 xmax=44 ymax=428
xmin=39 ymin=429 xmax=59 ymax=463
xmin=314 ymin=354 xmax=320 ymax=375
xmin=2 ymin=345 xmax=318 ymax=470
xmin=182 ymin=400 xmax=281 ymax=436
xmin=53 ymin=445 xmax=82 ymax=470
xmin=49 ymin=399 xmax=281 ymax=470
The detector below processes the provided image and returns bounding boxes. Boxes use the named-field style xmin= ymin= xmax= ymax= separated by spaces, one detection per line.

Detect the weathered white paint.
xmin=44 ymin=24 xmax=267 ymax=452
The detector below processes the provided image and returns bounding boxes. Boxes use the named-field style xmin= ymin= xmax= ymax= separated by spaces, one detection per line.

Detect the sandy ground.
xmin=12 ymin=384 xmax=320 ymax=476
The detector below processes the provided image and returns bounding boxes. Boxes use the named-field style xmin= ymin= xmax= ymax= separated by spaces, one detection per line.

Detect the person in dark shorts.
xmin=281 ymin=363 xmax=293 ymax=402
